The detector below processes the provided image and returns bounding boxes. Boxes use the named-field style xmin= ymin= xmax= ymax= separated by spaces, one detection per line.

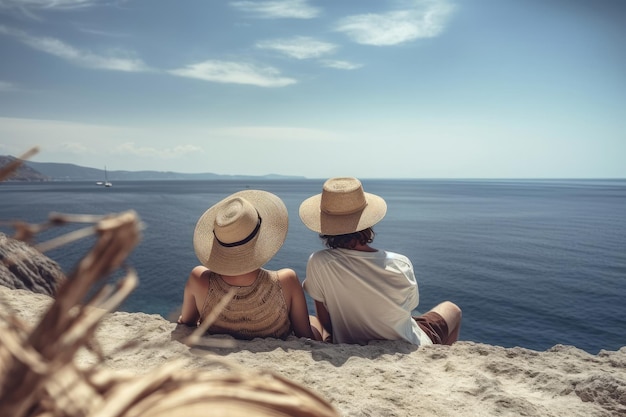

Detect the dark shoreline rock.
xmin=0 ymin=232 xmax=65 ymax=296
xmin=0 ymin=155 xmax=49 ymax=181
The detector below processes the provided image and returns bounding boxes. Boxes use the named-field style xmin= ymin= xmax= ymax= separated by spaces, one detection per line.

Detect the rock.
xmin=2 ymin=285 xmax=625 ymax=417
xmin=0 ymin=155 xmax=49 ymax=181
xmin=0 ymin=233 xmax=64 ymax=296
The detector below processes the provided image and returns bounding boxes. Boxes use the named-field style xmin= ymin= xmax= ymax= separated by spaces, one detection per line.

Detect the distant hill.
xmin=0 ymin=155 xmax=304 ymax=181
xmin=0 ymin=156 xmax=49 ymax=181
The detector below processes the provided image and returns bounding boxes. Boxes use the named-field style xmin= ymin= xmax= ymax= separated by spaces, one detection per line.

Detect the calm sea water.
xmin=1 ymin=179 xmax=624 ymax=354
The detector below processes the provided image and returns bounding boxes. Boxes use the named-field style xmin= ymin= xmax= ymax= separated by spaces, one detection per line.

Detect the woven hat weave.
xmin=193 ymin=190 xmax=288 ymax=275
xmin=299 ymin=177 xmax=387 ymax=235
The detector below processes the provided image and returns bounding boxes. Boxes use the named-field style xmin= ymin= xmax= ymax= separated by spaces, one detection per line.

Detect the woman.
xmin=179 ymin=189 xmax=318 ymax=340
xmin=299 ymin=177 xmax=462 ymax=345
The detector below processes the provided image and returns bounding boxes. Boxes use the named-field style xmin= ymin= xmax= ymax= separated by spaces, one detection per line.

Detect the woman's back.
xmin=201 ymin=269 xmax=292 ymax=340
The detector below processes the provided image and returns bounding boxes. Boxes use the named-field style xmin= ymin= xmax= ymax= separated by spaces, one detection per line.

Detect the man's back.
xmin=303 ymin=248 xmax=432 ymax=345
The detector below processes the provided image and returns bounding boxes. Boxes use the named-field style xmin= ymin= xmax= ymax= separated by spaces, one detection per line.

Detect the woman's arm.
xmin=314 ymin=300 xmax=332 ymax=340
xmin=178 ymin=265 xmax=209 ymax=325
xmin=278 ymin=268 xmax=315 ymax=339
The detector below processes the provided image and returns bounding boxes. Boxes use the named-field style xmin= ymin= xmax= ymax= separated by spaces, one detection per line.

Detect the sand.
xmin=1 ymin=286 xmax=624 ymax=417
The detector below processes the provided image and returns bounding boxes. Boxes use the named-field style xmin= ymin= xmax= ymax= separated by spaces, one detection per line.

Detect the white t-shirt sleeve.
xmin=303 ymin=252 xmax=325 ymax=302
xmin=384 ymin=252 xmax=419 ymax=310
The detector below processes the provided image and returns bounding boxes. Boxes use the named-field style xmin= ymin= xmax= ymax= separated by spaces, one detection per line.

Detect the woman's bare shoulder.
xmin=191 ymin=265 xmax=209 ymax=274
xmin=275 ymin=268 xmax=299 ymax=285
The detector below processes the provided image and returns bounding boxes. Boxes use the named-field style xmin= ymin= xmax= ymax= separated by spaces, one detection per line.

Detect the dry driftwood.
xmin=0 ymin=149 xmax=339 ymax=417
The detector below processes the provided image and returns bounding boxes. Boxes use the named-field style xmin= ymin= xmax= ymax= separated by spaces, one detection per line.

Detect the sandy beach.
xmin=1 ymin=285 xmax=624 ymax=417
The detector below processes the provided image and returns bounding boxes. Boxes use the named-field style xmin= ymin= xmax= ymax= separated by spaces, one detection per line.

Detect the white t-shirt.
xmin=303 ymin=248 xmax=433 ymax=346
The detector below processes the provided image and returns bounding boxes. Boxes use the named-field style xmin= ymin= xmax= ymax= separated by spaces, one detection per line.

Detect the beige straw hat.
xmin=299 ymin=177 xmax=387 ymax=235
xmin=193 ymin=190 xmax=288 ymax=276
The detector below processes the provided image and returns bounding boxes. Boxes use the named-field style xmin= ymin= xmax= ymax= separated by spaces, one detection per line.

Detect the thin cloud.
xmin=0 ymin=0 xmax=100 ymax=9
xmin=215 ymin=126 xmax=342 ymax=142
xmin=59 ymin=141 xmax=89 ymax=153
xmin=230 ymin=0 xmax=320 ymax=19
xmin=169 ymin=60 xmax=296 ymax=87
xmin=0 ymin=25 xmax=148 ymax=72
xmin=320 ymin=60 xmax=363 ymax=70
xmin=256 ymin=36 xmax=337 ymax=60
xmin=0 ymin=117 xmax=205 ymax=162
xmin=0 ymin=0 xmax=104 ymax=19
xmin=336 ymin=0 xmax=455 ymax=46
xmin=0 ymin=81 xmax=16 ymax=91
xmin=114 ymin=142 xmax=204 ymax=159
xmin=76 ymin=26 xmax=130 ymax=38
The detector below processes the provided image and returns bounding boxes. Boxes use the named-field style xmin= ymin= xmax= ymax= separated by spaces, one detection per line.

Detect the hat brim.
xmin=299 ymin=192 xmax=387 ymax=235
xmin=193 ymin=190 xmax=288 ymax=275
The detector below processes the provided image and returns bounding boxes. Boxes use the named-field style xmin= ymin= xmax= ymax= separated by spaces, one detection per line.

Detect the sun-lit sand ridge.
xmin=2 ymin=285 xmax=624 ymax=417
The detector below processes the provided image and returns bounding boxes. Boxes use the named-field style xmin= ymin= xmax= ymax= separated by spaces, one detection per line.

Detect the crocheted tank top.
xmin=200 ymin=269 xmax=292 ymax=340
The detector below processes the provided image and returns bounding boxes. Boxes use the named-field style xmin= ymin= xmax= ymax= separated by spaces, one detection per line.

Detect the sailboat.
xmin=104 ymin=166 xmax=112 ymax=187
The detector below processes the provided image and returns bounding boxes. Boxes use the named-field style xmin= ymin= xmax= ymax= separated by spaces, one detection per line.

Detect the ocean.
xmin=1 ymin=179 xmax=624 ymax=354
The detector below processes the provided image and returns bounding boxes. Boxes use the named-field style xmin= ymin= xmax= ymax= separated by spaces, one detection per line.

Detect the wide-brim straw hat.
xmin=299 ymin=177 xmax=387 ymax=235
xmin=193 ymin=190 xmax=288 ymax=276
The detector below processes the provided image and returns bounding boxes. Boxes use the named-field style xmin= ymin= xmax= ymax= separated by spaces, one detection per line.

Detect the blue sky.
xmin=0 ymin=0 xmax=624 ymax=178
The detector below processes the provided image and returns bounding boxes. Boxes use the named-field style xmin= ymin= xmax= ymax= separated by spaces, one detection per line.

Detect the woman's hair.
xmin=320 ymin=228 xmax=375 ymax=249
